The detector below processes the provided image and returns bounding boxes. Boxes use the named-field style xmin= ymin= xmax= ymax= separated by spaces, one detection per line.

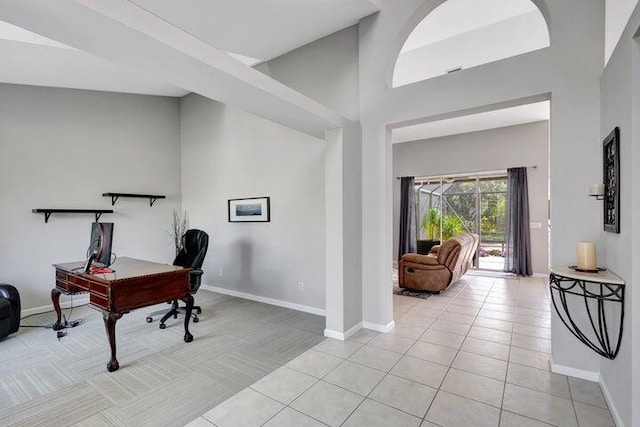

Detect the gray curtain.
xmin=504 ymin=167 xmax=532 ymax=275
xmin=398 ymin=176 xmax=417 ymax=260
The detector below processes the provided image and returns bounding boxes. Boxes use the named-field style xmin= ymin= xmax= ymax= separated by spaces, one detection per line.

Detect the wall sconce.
xmin=589 ymin=184 xmax=604 ymax=201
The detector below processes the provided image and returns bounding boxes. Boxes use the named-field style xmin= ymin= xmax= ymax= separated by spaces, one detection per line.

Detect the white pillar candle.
xmin=577 ymin=242 xmax=597 ymax=270
xmin=589 ymin=184 xmax=604 ymax=196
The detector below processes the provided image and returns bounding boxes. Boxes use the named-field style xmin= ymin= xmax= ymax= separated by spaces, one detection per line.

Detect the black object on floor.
xmin=393 ymin=287 xmax=435 ymax=299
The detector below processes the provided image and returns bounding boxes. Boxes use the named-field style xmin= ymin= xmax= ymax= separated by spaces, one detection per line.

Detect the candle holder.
xmin=568 ymin=265 xmax=606 ymax=273
xmin=589 ymin=183 xmax=604 ymax=201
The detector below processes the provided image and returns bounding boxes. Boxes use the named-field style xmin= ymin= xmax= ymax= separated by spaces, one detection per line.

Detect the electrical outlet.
xmin=298 ymin=281 xmax=304 ymax=291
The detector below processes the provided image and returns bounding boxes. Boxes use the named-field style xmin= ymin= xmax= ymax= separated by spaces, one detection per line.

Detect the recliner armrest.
xmin=400 ymin=253 xmax=440 ymax=265
xmin=0 ymin=284 xmax=20 ymax=335
xmin=0 ymin=284 xmax=19 ymax=301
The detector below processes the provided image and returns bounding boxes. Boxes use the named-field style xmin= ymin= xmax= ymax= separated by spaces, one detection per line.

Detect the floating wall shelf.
xmin=102 ymin=193 xmax=166 ymax=207
xmin=32 ymin=209 xmax=114 ymax=223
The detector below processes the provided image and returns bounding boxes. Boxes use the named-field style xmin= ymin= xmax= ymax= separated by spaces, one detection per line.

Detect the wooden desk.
xmin=52 ymin=257 xmax=193 ymax=372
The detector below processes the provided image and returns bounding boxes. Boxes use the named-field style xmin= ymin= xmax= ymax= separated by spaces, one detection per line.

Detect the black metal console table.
xmin=549 ymin=267 xmax=625 ymax=359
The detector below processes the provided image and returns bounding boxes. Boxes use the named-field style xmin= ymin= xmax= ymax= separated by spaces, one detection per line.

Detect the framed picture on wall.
xmin=603 ymin=127 xmax=620 ymax=233
xmin=228 ymin=196 xmax=270 ymax=222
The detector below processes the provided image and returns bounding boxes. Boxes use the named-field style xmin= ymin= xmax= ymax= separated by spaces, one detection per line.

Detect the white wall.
xmin=257 ymin=25 xmax=363 ymax=332
xmin=180 ymin=94 xmax=326 ymax=312
xmin=599 ymin=3 xmax=640 ymax=425
xmin=0 ymin=84 xmax=181 ymax=310
xmin=258 ymin=25 xmax=360 ymax=122
xmin=394 ymin=10 xmax=549 ymax=86
xmin=392 ymin=121 xmax=549 ymax=274
xmin=358 ymin=0 xmax=604 ymax=373
xmin=605 ymin=0 xmax=640 ymax=64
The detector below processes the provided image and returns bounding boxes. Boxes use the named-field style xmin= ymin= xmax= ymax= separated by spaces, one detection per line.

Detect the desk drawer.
xmin=56 ymin=278 xmax=87 ymax=294
xmin=56 ymin=275 xmax=108 ymax=299
xmin=111 ymin=272 xmax=189 ymax=312
xmin=90 ymin=294 xmax=109 ymax=311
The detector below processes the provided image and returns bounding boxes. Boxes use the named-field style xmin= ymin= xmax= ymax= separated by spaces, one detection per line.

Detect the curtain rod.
xmin=396 ymin=165 xmax=537 ymax=180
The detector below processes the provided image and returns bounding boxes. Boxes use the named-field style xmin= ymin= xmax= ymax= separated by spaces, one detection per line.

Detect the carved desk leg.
xmin=103 ymin=312 xmax=123 ymax=372
xmin=51 ymin=288 xmax=64 ymax=331
xmin=183 ymin=294 xmax=194 ymax=343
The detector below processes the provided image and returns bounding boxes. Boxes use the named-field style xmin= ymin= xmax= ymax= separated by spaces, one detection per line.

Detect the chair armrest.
xmin=429 ymin=245 xmax=441 ymax=254
xmin=189 ymin=269 xmax=203 ymax=282
xmin=188 ymin=269 xmax=203 ymax=294
xmin=400 ymin=253 xmax=440 ymax=266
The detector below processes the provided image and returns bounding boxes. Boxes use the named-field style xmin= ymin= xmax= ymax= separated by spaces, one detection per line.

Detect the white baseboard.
xmin=324 ymin=322 xmax=363 ymax=341
xmin=21 ymin=295 xmax=90 ymax=319
xmin=200 ymin=285 xmax=325 ymax=317
xmin=549 ymin=358 xmax=600 ymax=382
xmin=363 ymin=320 xmax=395 ymax=333
xmin=600 ymin=377 xmax=625 ymax=427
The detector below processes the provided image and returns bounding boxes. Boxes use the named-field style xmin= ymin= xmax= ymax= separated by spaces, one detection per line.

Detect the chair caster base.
xmin=196 ymin=308 xmax=202 ymax=314
xmin=145 ymin=317 xmax=153 ymax=323
xmin=159 ymin=323 xmax=166 ymax=329
xmin=193 ymin=316 xmax=199 ymax=323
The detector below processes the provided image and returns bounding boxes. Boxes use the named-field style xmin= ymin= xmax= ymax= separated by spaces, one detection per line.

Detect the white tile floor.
xmin=186 ymin=275 xmax=615 ymax=427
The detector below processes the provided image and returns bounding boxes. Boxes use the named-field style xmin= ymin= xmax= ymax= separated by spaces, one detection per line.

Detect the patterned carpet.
xmin=0 ymin=291 xmax=325 ymax=427
xmin=392 ymin=288 xmax=434 ymax=299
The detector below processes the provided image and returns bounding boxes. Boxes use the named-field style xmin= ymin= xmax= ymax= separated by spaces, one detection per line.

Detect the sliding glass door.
xmin=415 ymin=173 xmax=507 ymax=270
xmin=478 ymin=177 xmax=507 ymax=270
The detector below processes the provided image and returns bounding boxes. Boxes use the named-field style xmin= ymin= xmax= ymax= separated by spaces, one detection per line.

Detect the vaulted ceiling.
xmin=0 ymin=0 xmax=379 ymax=98
xmin=0 ymin=0 xmax=379 ymax=137
xmin=0 ymin=1 xmax=550 ymax=141
xmin=129 ymin=0 xmax=380 ymax=63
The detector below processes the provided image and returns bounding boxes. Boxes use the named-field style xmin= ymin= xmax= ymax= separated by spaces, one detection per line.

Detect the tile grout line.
xmin=415 ymin=276 xmax=561 ymax=426
xmin=500 ymin=278 xmax=568 ymax=426
xmin=342 ymin=302 xmax=451 ymax=424
xmin=498 ymin=277 xmax=518 ymax=427
xmin=419 ymin=277 xmax=496 ymax=423
xmin=207 ymin=277 xmax=582 ymax=427
xmin=566 ymin=370 xmax=581 ymax=427
xmin=365 ymin=279 xmax=483 ymax=423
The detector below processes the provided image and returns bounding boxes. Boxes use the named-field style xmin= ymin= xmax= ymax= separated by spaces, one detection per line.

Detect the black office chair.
xmin=146 ymin=229 xmax=209 ymax=329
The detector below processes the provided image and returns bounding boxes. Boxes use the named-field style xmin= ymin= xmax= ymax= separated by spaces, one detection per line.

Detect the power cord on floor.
xmin=54 ymin=295 xmax=84 ymax=340
xmin=20 ymin=294 xmax=87 ymax=334
xmin=55 ymin=314 xmax=84 ymax=339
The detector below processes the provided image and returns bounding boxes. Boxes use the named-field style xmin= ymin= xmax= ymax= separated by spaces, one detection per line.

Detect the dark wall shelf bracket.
xmin=549 ymin=267 xmax=625 ymax=359
xmin=103 ymin=193 xmax=166 ymax=207
xmin=32 ymin=209 xmax=114 ymax=223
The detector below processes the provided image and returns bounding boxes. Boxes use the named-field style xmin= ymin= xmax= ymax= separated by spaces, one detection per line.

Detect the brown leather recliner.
xmin=398 ymin=233 xmax=479 ymax=293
